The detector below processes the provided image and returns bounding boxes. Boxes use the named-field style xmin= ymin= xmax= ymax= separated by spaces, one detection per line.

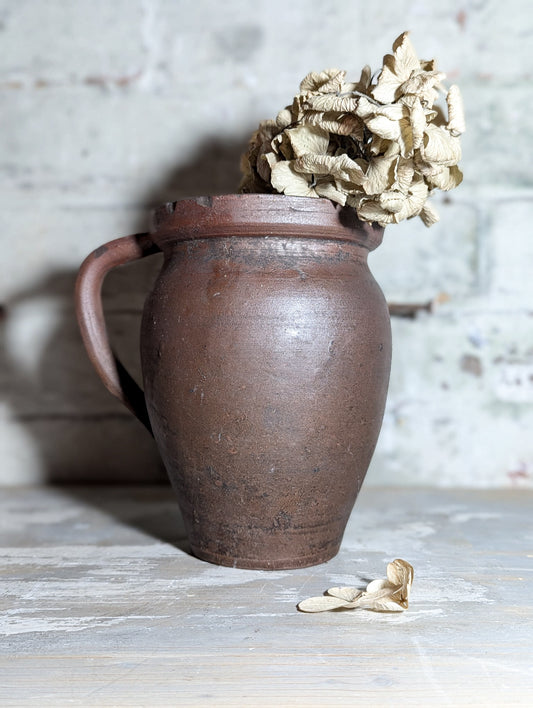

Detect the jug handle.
xmin=75 ymin=233 xmax=161 ymax=434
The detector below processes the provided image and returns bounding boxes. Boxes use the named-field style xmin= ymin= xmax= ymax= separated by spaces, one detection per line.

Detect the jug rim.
xmin=149 ymin=194 xmax=384 ymax=251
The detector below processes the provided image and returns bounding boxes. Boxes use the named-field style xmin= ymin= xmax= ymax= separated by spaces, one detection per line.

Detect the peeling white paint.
xmin=449 ymin=512 xmax=502 ymax=524
xmin=1 ymin=614 xmax=167 ymax=636
xmin=1 ymin=487 xmax=531 ymax=705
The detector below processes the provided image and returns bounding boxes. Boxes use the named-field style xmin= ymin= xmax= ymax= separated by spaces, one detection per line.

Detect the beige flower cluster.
xmin=239 ymin=32 xmax=465 ymax=227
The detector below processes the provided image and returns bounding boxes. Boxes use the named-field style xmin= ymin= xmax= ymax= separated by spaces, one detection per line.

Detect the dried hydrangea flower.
xmin=239 ymin=32 xmax=464 ymax=227
xmin=297 ymin=559 xmax=414 ymax=613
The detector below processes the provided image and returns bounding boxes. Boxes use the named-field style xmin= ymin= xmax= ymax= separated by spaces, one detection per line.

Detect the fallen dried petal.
xmin=354 ymin=591 xmax=406 ymax=613
xmin=387 ymin=558 xmax=414 ymax=586
xmin=364 ymin=578 xmax=395 ymax=593
xmin=298 ymin=559 xmax=414 ymax=614
xmin=326 ymin=587 xmax=363 ymax=603
xmin=297 ymin=596 xmax=351 ymax=612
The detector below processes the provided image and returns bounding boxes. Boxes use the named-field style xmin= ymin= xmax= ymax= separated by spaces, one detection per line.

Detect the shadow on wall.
xmin=1 ymin=137 xmax=248 ymax=485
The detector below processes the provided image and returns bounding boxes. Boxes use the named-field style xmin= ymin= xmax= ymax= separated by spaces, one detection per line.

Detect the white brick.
xmin=0 ymin=0 xmax=146 ymax=86
xmin=0 ymin=205 xmax=157 ymax=301
xmin=459 ymin=80 xmax=533 ymax=189
xmin=1 ymin=0 xmax=532 ymax=486
xmin=369 ymin=198 xmax=478 ymax=302
xmin=488 ymin=200 xmax=533 ymax=305
xmin=0 ymin=87 xmax=247 ymax=207
xmin=369 ymin=310 xmax=533 ymax=487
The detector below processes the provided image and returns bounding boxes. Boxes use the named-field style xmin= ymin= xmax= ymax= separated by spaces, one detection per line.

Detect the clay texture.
xmin=77 ymin=195 xmax=391 ymax=569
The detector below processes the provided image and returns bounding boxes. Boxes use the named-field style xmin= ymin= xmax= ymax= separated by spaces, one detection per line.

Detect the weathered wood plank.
xmin=1 ymin=487 xmax=532 ymax=705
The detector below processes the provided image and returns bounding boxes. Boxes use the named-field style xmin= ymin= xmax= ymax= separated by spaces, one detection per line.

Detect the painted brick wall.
xmin=1 ymin=0 xmax=531 ymax=486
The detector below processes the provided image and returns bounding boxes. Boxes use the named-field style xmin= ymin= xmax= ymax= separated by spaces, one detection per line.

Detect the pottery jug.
xmin=76 ymin=195 xmax=391 ymax=569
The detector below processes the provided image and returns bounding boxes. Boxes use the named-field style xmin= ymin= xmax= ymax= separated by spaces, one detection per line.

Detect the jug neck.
xmin=149 ymin=195 xmax=384 ymax=252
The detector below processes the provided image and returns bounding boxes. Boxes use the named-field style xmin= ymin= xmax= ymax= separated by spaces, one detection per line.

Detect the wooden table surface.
xmin=1 ymin=486 xmax=532 ymax=706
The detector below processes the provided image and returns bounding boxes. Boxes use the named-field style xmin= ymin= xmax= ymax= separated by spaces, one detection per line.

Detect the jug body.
xmin=140 ymin=196 xmax=391 ymax=569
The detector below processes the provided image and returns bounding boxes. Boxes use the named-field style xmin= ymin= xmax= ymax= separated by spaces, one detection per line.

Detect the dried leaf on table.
xmin=297 ymin=559 xmax=414 ymax=613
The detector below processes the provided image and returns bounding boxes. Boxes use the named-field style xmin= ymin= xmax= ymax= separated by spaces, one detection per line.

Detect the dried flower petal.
xmin=380 ymin=190 xmax=405 ymax=213
xmin=422 ymin=124 xmax=462 ymax=165
xmin=298 ymin=559 xmax=414 ymax=613
xmin=276 ymin=108 xmax=293 ymax=129
xmin=286 ymin=125 xmax=330 ymax=158
xmin=357 ymin=199 xmax=396 ymax=226
xmin=294 ymin=153 xmax=364 ymax=184
xmin=303 ymin=111 xmax=365 ymax=138
xmin=364 ymin=114 xmax=402 ymax=141
xmin=270 ymin=162 xmax=315 ymax=197
xmin=409 ymin=98 xmax=426 ymax=150
xmin=394 ymin=157 xmax=415 ymax=192
xmin=305 ymin=93 xmax=360 ymax=113
xmin=357 ymin=64 xmax=372 ymax=91
xmin=420 ymin=201 xmax=440 ymax=226
xmin=401 ymin=70 xmax=445 ymax=106
xmin=372 ymin=32 xmax=421 ymax=103
xmin=446 ymin=84 xmax=466 ymax=136
xmin=314 ymin=179 xmax=347 ymax=206
xmin=393 ymin=178 xmax=428 ymax=221
xmin=363 ymin=153 xmax=397 ymax=195
xmin=299 ymin=69 xmax=345 ymax=95
xmin=426 ymin=164 xmax=463 ymax=191
xmin=298 ymin=596 xmax=353 ymax=613
xmin=326 ymin=587 xmax=363 ymax=603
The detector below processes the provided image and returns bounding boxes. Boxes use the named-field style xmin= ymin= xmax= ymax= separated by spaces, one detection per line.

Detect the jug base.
xmin=189 ymin=544 xmax=341 ymax=570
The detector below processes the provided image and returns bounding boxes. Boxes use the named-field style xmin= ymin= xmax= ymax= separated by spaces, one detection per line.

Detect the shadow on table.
xmin=0 ymin=135 xmax=247 ymax=489
xmin=57 ymin=485 xmax=191 ymax=552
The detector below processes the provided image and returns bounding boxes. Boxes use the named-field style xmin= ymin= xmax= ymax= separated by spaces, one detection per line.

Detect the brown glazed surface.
xmin=139 ymin=195 xmax=391 ymax=569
